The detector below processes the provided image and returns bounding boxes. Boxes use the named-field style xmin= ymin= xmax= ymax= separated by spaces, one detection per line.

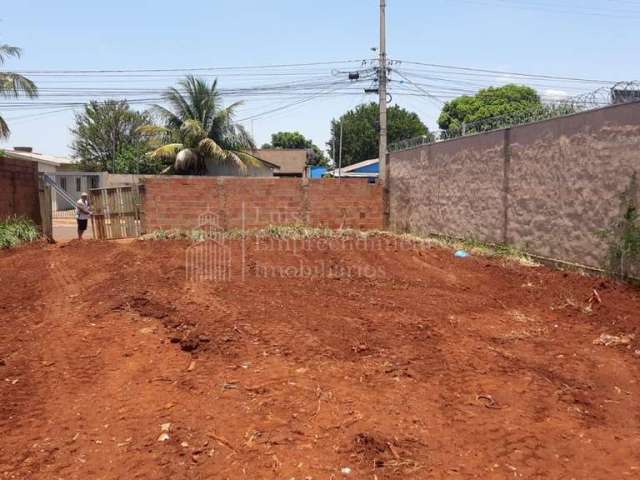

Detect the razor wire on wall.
xmin=390 ymin=81 xmax=640 ymax=152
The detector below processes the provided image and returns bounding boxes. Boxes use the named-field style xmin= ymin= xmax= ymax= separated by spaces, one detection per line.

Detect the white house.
xmin=2 ymin=147 xmax=107 ymax=210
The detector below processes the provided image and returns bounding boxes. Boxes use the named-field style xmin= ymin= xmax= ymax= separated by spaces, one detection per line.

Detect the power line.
xmin=452 ymin=0 xmax=640 ymax=19
xmin=395 ymin=60 xmax=617 ymax=85
xmin=237 ymin=82 xmax=349 ymax=122
xmin=393 ymin=70 xmax=446 ymax=106
xmin=13 ymin=59 xmax=372 ymax=75
xmin=0 ymin=54 xmax=633 ymax=132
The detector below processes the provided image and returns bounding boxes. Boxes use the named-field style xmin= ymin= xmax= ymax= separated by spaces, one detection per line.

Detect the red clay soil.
xmin=1 ymin=237 xmax=640 ymax=480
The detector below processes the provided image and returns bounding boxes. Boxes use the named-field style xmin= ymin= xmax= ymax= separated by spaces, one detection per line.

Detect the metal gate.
xmin=89 ymin=185 xmax=144 ymax=240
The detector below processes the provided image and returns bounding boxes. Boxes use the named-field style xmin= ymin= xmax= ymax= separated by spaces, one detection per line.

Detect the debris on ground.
xmin=593 ymin=333 xmax=636 ymax=347
xmin=158 ymin=423 xmax=172 ymax=442
xmin=476 ymin=393 xmax=504 ymax=409
xmin=587 ymin=289 xmax=602 ymax=305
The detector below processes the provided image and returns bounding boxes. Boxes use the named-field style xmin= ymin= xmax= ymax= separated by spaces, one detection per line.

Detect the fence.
xmin=142 ymin=177 xmax=383 ymax=232
xmin=389 ymin=100 xmax=640 ymax=272
xmin=90 ymin=185 xmax=144 ymax=240
xmin=390 ymin=82 xmax=640 ymax=152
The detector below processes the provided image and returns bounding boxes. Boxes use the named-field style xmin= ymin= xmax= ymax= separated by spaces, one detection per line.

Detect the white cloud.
xmin=543 ymin=89 xmax=570 ymax=100
xmin=495 ymin=74 xmax=518 ymax=85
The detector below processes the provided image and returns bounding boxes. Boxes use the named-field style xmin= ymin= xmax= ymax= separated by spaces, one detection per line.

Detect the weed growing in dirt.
xmin=0 ymin=216 xmax=40 ymax=248
xmin=597 ymin=173 xmax=640 ymax=280
xmin=143 ymin=225 xmax=370 ymax=241
xmin=141 ymin=225 xmax=538 ymax=266
xmin=421 ymin=234 xmax=539 ymax=267
xmin=470 ymin=240 xmax=538 ymax=267
xmin=143 ymin=229 xmax=210 ymax=241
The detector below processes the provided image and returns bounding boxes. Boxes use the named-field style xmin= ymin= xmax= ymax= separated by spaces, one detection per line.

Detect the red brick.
xmin=142 ymin=177 xmax=383 ymax=232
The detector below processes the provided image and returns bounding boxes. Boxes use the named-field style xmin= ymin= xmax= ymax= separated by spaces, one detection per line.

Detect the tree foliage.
xmin=113 ymin=143 xmax=168 ymax=174
xmin=0 ymin=44 xmax=38 ymax=138
xmin=262 ymin=131 xmax=328 ymax=166
xmin=142 ymin=76 xmax=259 ymax=175
xmin=438 ymin=84 xmax=541 ymax=135
xmin=70 ymin=100 xmax=153 ymax=173
xmin=327 ymin=103 xmax=429 ymax=167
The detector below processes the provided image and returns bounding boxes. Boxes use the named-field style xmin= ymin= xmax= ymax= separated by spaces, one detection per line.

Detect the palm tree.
xmin=0 ymin=44 xmax=38 ymax=138
xmin=142 ymin=76 xmax=260 ymax=175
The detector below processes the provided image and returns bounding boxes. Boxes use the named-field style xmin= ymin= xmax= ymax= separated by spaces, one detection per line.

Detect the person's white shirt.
xmin=76 ymin=198 xmax=91 ymax=220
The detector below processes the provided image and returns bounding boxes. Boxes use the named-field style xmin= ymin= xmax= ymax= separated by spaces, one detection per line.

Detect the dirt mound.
xmin=1 ymin=238 xmax=640 ymax=479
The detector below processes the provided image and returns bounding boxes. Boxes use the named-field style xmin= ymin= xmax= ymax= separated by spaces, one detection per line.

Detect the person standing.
xmin=76 ymin=192 xmax=92 ymax=240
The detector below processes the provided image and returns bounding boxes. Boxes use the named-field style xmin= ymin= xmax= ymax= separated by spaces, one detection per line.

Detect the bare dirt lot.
xmin=1 ymin=237 xmax=639 ymax=479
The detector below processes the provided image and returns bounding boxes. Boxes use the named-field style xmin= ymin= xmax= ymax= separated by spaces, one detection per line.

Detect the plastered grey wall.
xmin=389 ymin=101 xmax=640 ymax=269
xmin=390 ymin=131 xmax=506 ymax=243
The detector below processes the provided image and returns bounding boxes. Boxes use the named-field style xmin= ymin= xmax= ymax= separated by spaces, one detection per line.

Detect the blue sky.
xmin=1 ymin=0 xmax=638 ymax=157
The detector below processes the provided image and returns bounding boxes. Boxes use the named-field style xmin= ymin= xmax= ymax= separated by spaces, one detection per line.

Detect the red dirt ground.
xmin=1 ymin=237 xmax=640 ymax=479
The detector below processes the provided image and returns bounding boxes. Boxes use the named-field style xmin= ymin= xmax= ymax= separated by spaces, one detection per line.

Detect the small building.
xmin=206 ymin=155 xmax=280 ymax=177
xmin=2 ymin=147 xmax=107 ymax=211
xmin=252 ymin=149 xmax=309 ymax=178
xmin=308 ymin=165 xmax=328 ymax=178
xmin=4 ymin=146 xmax=73 ymax=173
xmin=329 ymin=158 xmax=379 ymax=179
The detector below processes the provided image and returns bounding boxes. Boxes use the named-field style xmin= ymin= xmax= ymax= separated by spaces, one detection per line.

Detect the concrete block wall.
xmin=391 ymin=130 xmax=506 ymax=244
xmin=390 ymin=101 xmax=640 ymax=270
xmin=142 ymin=177 xmax=383 ymax=232
xmin=507 ymin=105 xmax=640 ymax=267
xmin=0 ymin=157 xmax=41 ymax=224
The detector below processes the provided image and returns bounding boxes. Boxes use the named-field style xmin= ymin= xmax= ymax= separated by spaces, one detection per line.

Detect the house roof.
xmin=3 ymin=148 xmax=74 ymax=167
xmin=245 ymin=153 xmax=281 ymax=170
xmin=252 ymin=149 xmax=308 ymax=174
xmin=330 ymin=158 xmax=379 ymax=177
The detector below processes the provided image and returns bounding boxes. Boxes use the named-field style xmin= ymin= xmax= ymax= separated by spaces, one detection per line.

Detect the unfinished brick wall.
xmin=0 ymin=157 xmax=41 ymax=224
xmin=142 ymin=177 xmax=383 ymax=231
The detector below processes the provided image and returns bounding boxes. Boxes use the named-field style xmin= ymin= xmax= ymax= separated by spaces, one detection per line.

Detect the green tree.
xmin=327 ymin=103 xmax=429 ymax=167
xmin=0 ymin=44 xmax=38 ymax=138
xmin=438 ymin=84 xmax=541 ymax=135
xmin=113 ymin=143 xmax=168 ymax=174
xmin=70 ymin=100 xmax=151 ymax=173
xmin=142 ymin=76 xmax=260 ymax=175
xmin=262 ymin=131 xmax=328 ymax=166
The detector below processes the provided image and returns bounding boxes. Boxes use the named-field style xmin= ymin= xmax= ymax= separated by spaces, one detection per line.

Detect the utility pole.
xmin=378 ymin=0 xmax=388 ymax=185
xmin=338 ymin=121 xmax=344 ymax=181
xmin=332 ymin=135 xmax=336 ymax=165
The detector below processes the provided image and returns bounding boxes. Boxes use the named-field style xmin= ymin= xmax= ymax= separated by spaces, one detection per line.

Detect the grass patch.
xmin=140 ymin=224 xmax=538 ymax=266
xmin=141 ymin=225 xmax=358 ymax=241
xmin=0 ymin=216 xmax=40 ymax=249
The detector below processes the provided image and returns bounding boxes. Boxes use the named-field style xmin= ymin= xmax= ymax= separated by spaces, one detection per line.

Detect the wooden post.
xmin=38 ymin=176 xmax=53 ymax=242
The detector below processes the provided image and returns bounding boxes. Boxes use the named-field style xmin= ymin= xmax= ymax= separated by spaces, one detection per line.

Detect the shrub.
xmin=0 ymin=216 xmax=40 ymax=248
xmin=598 ymin=173 xmax=640 ymax=279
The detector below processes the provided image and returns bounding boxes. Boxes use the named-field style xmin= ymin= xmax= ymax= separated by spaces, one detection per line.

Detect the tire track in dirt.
xmin=1 ymin=243 xmax=113 ymax=478
xmin=2 ymin=239 xmax=640 ymax=479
